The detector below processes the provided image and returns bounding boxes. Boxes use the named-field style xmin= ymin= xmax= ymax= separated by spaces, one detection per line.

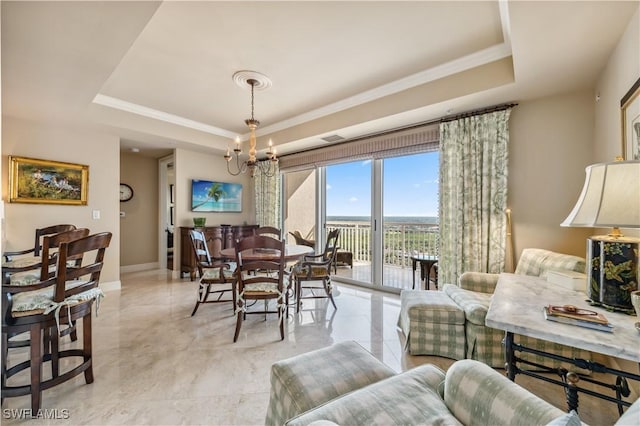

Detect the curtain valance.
xmin=278 ymin=123 xmax=439 ymax=172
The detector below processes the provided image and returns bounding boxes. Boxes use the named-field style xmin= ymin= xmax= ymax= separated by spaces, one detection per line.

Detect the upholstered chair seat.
xmin=10 ymin=280 xmax=103 ymax=318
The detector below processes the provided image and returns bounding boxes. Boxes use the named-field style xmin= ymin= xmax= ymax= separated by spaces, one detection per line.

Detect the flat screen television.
xmin=191 ymin=179 xmax=242 ymax=212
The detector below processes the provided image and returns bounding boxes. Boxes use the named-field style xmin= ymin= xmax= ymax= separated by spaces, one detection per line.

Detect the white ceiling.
xmin=2 ymin=1 xmax=638 ymax=159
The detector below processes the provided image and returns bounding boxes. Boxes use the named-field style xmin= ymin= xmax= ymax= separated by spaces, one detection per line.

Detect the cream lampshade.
xmin=561 ymin=160 xmax=640 ymax=312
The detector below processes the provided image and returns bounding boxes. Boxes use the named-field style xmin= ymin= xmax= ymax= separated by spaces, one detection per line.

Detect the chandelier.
xmin=225 ymin=71 xmax=278 ymax=178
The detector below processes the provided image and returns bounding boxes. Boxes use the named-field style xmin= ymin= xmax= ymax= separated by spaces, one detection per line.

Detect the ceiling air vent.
xmin=321 ymin=134 xmax=345 ymax=143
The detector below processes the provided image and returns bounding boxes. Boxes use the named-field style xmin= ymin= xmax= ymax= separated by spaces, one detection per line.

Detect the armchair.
xmin=443 ymin=248 xmax=589 ymax=368
xmin=289 ymin=231 xmax=315 ymax=248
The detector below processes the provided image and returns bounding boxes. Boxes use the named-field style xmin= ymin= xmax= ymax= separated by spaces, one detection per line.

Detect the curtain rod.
xmin=440 ymin=103 xmax=518 ymax=123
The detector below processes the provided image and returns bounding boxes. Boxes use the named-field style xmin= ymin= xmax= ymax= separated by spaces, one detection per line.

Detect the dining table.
xmin=219 ymin=244 xmax=314 ymax=262
xmin=220 ymin=244 xmax=315 ymax=307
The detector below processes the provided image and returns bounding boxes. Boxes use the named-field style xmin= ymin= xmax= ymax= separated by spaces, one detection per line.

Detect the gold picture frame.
xmin=621 ymin=77 xmax=640 ymax=160
xmin=9 ymin=156 xmax=89 ymax=205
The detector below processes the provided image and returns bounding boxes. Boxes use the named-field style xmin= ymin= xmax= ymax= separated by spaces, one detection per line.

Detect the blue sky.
xmin=326 ymin=152 xmax=439 ymax=217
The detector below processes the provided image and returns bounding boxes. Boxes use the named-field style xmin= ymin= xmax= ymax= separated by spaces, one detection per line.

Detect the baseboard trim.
xmin=100 ymin=280 xmax=121 ymax=292
xmin=120 ymin=262 xmax=160 ymax=274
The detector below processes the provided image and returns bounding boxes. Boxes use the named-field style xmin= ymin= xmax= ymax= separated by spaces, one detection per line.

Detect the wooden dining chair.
xmin=38 ymin=228 xmax=91 ymax=279
xmin=188 ymin=230 xmax=235 ymax=316
xmin=253 ymin=226 xmax=282 ymax=239
xmin=2 ymin=224 xmax=77 ymax=285
xmin=291 ymin=229 xmax=340 ymax=313
xmin=3 ymin=228 xmax=89 ymax=351
xmin=233 ymin=235 xmax=286 ymax=342
xmin=1 ymin=232 xmax=112 ymax=414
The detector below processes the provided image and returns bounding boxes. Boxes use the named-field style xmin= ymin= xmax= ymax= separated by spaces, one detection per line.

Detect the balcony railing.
xmin=327 ymin=220 xmax=439 ymax=268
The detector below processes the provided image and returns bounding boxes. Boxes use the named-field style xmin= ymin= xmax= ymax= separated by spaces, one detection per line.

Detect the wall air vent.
xmin=321 ymin=134 xmax=345 ymax=143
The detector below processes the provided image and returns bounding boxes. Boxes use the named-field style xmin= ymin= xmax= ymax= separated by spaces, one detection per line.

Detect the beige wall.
xmin=595 ymin=7 xmax=640 ymax=164
xmin=508 ymin=6 xmax=638 ymax=259
xmin=1 ymin=116 xmax=121 ymax=284
xmin=119 ymin=152 xmax=158 ymax=267
xmin=508 ymin=91 xmax=595 ymax=260
xmin=172 ymin=148 xmax=255 ymax=272
xmin=592 ymin=6 xmax=640 ymax=389
xmin=284 ymin=169 xmax=316 ymax=244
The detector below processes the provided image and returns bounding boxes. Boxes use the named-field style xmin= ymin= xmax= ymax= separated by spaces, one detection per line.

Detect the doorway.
xmin=158 ymin=155 xmax=174 ymax=271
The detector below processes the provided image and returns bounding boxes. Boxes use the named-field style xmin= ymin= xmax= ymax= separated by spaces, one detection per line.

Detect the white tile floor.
xmin=2 ymin=269 xmax=624 ymax=425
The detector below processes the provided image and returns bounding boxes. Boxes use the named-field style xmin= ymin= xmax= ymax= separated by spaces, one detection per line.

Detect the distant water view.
xmin=328 ymin=216 xmax=438 ymax=225
xmin=192 ymin=200 xmax=241 ymax=212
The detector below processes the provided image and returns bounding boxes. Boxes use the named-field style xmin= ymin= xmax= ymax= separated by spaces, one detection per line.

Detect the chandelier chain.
xmin=250 ymin=79 xmax=255 ymax=121
xmin=224 ymin=73 xmax=277 ymax=178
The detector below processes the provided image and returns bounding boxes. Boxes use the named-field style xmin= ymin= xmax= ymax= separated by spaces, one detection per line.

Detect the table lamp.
xmin=561 ymin=159 xmax=640 ymax=313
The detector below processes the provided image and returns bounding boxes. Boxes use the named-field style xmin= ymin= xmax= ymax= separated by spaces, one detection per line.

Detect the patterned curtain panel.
xmin=439 ymin=108 xmax=512 ymax=285
xmin=254 ymin=161 xmax=281 ymax=228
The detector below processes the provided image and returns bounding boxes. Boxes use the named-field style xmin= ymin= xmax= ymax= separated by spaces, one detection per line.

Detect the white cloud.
xmin=326 ymin=184 xmax=332 ymax=190
xmin=349 ymin=197 xmax=358 ymax=203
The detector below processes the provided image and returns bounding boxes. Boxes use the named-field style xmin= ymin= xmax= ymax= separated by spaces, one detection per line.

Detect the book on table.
xmin=543 ymin=305 xmax=614 ymax=333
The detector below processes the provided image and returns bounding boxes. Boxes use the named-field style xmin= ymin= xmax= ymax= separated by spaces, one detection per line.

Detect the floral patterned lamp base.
xmin=588 ymin=236 xmax=639 ymax=314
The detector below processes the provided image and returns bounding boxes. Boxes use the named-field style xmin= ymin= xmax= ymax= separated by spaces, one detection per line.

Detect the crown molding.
xmin=92 ymin=94 xmax=237 ymax=139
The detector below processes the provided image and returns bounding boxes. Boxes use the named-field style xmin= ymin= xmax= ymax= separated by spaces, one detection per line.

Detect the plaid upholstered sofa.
xmin=443 ymin=248 xmax=590 ymax=368
xmin=266 ymin=341 xmax=640 ymax=425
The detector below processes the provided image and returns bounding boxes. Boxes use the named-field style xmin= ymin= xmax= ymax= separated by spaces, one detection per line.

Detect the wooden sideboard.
xmin=180 ymin=225 xmax=258 ymax=280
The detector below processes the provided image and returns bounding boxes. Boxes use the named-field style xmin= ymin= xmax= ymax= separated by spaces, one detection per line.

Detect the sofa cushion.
xmin=514 ymin=248 xmax=585 ymax=278
xmin=266 ymin=341 xmax=396 ymax=425
xmin=398 ymin=290 xmax=467 ymax=358
xmin=399 ymin=290 xmax=466 ymax=327
xmin=443 ymin=284 xmax=492 ymax=325
xmin=286 ymin=364 xmax=459 ymax=426
xmin=444 ymin=360 xmax=565 ymax=426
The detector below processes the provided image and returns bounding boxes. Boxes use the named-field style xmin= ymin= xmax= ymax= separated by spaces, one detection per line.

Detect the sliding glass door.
xmin=283 ymin=151 xmax=439 ymax=291
xmin=325 ymin=160 xmax=373 ymax=286
xmin=381 ymin=152 xmax=439 ymax=290
xmin=324 ymin=153 xmax=439 ymax=291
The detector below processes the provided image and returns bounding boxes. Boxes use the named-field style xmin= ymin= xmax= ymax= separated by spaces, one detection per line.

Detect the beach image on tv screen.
xmin=191 ymin=180 xmax=242 ymax=212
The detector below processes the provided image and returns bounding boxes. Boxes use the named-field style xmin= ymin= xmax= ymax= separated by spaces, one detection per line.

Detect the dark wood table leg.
xmin=412 ymin=259 xmax=417 ymax=289
xmin=420 ymin=261 xmax=428 ymax=289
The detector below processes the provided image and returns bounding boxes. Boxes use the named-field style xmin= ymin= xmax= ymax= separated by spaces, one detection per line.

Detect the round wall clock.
xmin=120 ymin=183 xmax=134 ymax=202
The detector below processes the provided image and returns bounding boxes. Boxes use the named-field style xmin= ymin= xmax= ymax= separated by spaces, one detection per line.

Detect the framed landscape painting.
xmin=191 ymin=179 xmax=242 ymax=212
xmin=621 ymin=77 xmax=640 ymax=160
xmin=9 ymin=156 xmax=89 ymax=205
